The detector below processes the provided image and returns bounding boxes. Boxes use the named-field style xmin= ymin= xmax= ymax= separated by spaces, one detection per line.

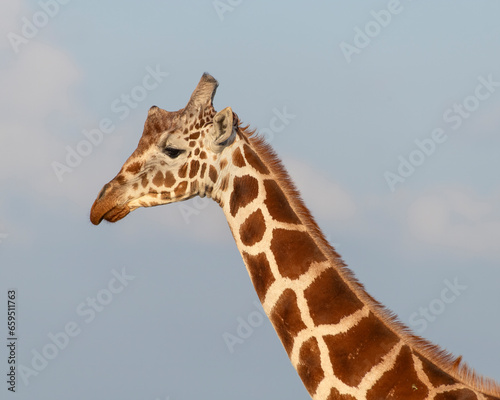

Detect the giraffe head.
xmin=90 ymin=73 xmax=237 ymax=225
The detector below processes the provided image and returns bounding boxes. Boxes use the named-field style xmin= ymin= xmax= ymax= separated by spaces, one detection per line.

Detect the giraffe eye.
xmin=163 ymin=147 xmax=185 ymax=159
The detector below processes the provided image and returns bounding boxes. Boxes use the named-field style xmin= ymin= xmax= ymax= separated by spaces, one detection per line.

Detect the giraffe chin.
xmin=90 ymin=202 xmax=132 ymax=225
xmin=102 ymin=205 xmax=131 ymax=223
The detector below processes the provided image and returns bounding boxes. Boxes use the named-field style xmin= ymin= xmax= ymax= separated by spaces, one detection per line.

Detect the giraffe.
xmin=90 ymin=73 xmax=500 ymax=400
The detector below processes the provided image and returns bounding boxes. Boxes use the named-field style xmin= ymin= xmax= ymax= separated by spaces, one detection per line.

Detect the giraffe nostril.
xmin=98 ymin=183 xmax=111 ymax=200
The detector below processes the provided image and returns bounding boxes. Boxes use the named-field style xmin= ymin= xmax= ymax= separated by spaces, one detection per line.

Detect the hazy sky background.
xmin=1 ymin=1 xmax=500 ymax=399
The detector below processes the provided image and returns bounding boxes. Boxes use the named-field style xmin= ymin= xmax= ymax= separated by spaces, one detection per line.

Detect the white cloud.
xmin=407 ymin=187 xmax=500 ymax=256
xmin=0 ymin=2 xmax=26 ymax=50
xmin=0 ymin=39 xmax=82 ymax=181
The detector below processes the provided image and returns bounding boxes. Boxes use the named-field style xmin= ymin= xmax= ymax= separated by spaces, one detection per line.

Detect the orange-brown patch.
xmin=297 ymin=337 xmax=324 ymax=396
xmin=239 ymin=209 xmax=266 ymax=246
xmin=232 ymin=147 xmax=246 ymax=168
xmin=219 ymin=175 xmax=229 ymax=192
xmin=366 ymin=345 xmax=428 ymax=400
xmin=152 ymin=171 xmax=164 ymax=187
xmin=270 ymin=229 xmax=326 ymax=279
xmin=132 ymin=183 xmax=139 ymax=190
xmin=189 ymin=141 xmax=196 ymax=147
xmin=434 ymin=389 xmax=478 ymax=400
xmin=164 ymin=171 xmax=176 ymax=187
xmin=178 ymin=163 xmax=188 ymax=178
xmin=416 ymin=354 xmax=457 ymax=388
xmin=229 ymin=175 xmax=259 ymax=217
xmin=209 ymin=165 xmax=218 ymax=183
xmin=126 ymin=161 xmax=142 ymax=174
xmin=304 ymin=268 xmax=364 ymax=326
xmin=220 ymin=159 xmax=228 ymax=170
xmin=141 ymin=174 xmax=149 ymax=188
xmin=116 ymin=174 xmax=126 ymax=185
xmin=269 ymin=289 xmax=307 ymax=355
xmin=243 ymin=144 xmax=270 ymax=174
xmin=324 ymin=312 xmax=400 ymax=388
xmin=189 ymin=160 xmax=200 ymax=178
xmin=327 ymin=388 xmax=357 ymax=400
xmin=264 ymin=179 xmax=301 ymax=224
xmin=200 ymin=151 xmax=207 ymax=160
xmin=200 ymin=163 xmax=207 ymax=179
xmin=174 ymin=181 xmax=188 ymax=197
xmin=189 ymin=131 xmax=200 ymax=140
xmin=194 ymin=148 xmax=200 ymax=156
xmin=242 ymin=252 xmax=275 ymax=302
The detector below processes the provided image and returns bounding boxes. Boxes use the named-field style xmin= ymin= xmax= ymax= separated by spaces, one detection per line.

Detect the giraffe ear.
xmin=211 ymin=107 xmax=235 ymax=152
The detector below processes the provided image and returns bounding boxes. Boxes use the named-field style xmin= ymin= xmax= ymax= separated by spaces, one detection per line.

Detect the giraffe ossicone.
xmin=90 ymin=73 xmax=500 ymax=400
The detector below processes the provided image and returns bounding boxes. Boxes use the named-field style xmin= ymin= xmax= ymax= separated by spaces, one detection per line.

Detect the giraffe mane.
xmin=238 ymin=123 xmax=500 ymax=398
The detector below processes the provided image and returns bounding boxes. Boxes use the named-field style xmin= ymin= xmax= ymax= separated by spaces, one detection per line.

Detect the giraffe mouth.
xmin=90 ymin=199 xmax=132 ymax=225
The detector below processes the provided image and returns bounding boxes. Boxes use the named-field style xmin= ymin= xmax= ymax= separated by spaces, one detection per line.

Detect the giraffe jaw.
xmin=90 ymin=198 xmax=134 ymax=225
xmin=90 ymin=191 xmax=191 ymax=225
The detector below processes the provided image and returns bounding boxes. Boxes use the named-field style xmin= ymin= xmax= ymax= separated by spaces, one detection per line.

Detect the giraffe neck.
xmin=214 ymin=131 xmax=500 ymax=400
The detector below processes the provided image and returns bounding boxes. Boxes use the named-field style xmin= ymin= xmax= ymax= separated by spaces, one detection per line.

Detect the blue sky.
xmin=1 ymin=1 xmax=500 ymax=399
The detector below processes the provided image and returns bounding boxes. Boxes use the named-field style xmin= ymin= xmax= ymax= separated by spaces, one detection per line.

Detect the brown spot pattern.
xmin=209 ymin=165 xmax=218 ymax=183
xmin=434 ymin=389 xmax=478 ymax=400
xmin=229 ymin=175 xmax=259 ymax=217
xmin=366 ymin=345 xmax=428 ymax=400
xmin=416 ymin=354 xmax=457 ymax=388
xmin=219 ymin=176 xmax=229 ymax=192
xmin=200 ymin=163 xmax=207 ymax=179
xmin=174 ymin=181 xmax=188 ymax=197
xmin=189 ymin=131 xmax=200 ymax=140
xmin=126 ymin=161 xmax=142 ymax=174
xmin=324 ymin=312 xmax=399 ymax=388
xmin=232 ymin=147 xmax=246 ymax=168
xmin=243 ymin=144 xmax=270 ymax=174
xmin=297 ymin=337 xmax=324 ymax=396
xmin=270 ymin=230 xmax=326 ymax=279
xmin=239 ymin=210 xmax=266 ymax=246
xmin=304 ymin=268 xmax=364 ymax=326
xmin=220 ymin=159 xmax=228 ymax=170
xmin=141 ymin=174 xmax=149 ymax=188
xmin=178 ymin=163 xmax=188 ymax=178
xmin=327 ymin=388 xmax=357 ymax=400
xmin=264 ymin=179 xmax=301 ymax=224
xmin=269 ymin=289 xmax=307 ymax=355
xmin=189 ymin=160 xmax=200 ymax=178
xmin=200 ymin=151 xmax=207 ymax=159
xmin=242 ymin=252 xmax=275 ymax=302
xmin=164 ymin=171 xmax=176 ymax=187
xmin=152 ymin=171 xmax=164 ymax=187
